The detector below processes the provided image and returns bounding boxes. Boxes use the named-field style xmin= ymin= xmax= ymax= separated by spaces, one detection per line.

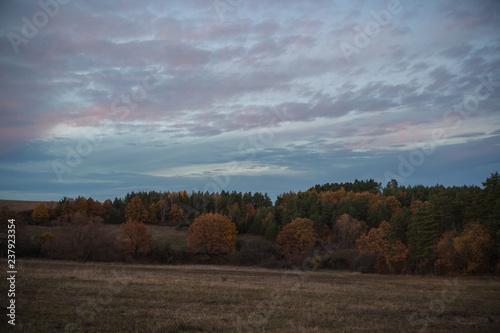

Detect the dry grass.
xmin=1 ymin=259 xmax=499 ymax=332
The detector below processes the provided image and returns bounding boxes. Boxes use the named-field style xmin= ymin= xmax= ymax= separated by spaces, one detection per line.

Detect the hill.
xmin=0 ymin=199 xmax=58 ymax=212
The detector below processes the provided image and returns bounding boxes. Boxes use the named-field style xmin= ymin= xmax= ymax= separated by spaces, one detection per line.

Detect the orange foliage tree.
xmin=187 ymin=213 xmax=237 ymax=257
xmin=435 ymin=230 xmax=459 ymax=274
xmin=87 ymin=197 xmax=105 ymax=218
xmin=126 ymin=196 xmax=149 ymax=223
xmin=276 ymin=217 xmax=317 ymax=255
xmin=356 ymin=221 xmax=408 ymax=273
xmin=121 ymin=219 xmax=154 ymax=255
xmin=32 ymin=202 xmax=50 ymax=223
xmin=169 ymin=203 xmax=184 ymax=223
xmin=318 ymin=187 xmax=347 ymax=205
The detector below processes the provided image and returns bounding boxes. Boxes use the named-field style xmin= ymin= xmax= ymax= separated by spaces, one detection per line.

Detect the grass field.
xmin=1 ymin=259 xmax=499 ymax=332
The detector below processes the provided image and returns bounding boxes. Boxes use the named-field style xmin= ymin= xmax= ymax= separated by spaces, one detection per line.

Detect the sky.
xmin=0 ymin=0 xmax=499 ymax=202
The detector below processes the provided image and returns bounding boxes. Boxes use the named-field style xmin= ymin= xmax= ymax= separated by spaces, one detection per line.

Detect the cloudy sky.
xmin=0 ymin=0 xmax=499 ymax=202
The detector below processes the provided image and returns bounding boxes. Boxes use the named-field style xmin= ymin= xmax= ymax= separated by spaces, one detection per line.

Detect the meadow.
xmin=1 ymin=259 xmax=499 ymax=332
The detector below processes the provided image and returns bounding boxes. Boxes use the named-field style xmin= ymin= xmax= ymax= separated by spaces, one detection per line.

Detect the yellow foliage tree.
xmin=126 ymin=196 xmax=149 ymax=223
xmin=148 ymin=202 xmax=159 ymax=224
xmin=32 ymin=202 xmax=50 ymax=223
xmin=187 ymin=213 xmax=237 ymax=257
xmin=77 ymin=197 xmax=88 ymax=216
xmin=453 ymin=223 xmax=494 ymax=274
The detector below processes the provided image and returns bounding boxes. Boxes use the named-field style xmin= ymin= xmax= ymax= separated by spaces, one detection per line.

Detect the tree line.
xmin=2 ymin=173 xmax=499 ymax=275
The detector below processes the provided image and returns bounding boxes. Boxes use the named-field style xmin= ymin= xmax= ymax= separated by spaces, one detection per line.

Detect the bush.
xmin=151 ymin=242 xmax=189 ymax=264
xmin=321 ymin=249 xmax=359 ymax=270
xmin=41 ymin=213 xmax=118 ymax=262
xmin=350 ymin=253 xmax=379 ymax=274
xmin=237 ymin=237 xmax=283 ymax=266
xmin=262 ymin=254 xmax=306 ymax=270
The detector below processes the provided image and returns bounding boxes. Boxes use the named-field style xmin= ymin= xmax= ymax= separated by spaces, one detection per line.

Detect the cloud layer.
xmin=1 ymin=0 xmax=499 ymax=201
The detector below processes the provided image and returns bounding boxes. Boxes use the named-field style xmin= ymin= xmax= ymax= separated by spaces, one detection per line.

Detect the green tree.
xmin=482 ymin=172 xmax=500 ymax=255
xmin=407 ymin=201 xmax=440 ymax=273
xmin=264 ymin=215 xmax=279 ymax=241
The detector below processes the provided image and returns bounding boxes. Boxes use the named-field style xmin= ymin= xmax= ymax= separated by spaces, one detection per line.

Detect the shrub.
xmin=322 ymin=249 xmax=359 ymax=270
xmin=238 ymin=237 xmax=283 ymax=266
xmin=350 ymin=253 xmax=379 ymax=274
xmin=151 ymin=242 xmax=189 ymax=264
xmin=42 ymin=213 xmax=118 ymax=262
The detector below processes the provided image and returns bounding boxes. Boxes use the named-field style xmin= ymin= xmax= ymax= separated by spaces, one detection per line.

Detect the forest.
xmin=2 ymin=172 xmax=499 ymax=275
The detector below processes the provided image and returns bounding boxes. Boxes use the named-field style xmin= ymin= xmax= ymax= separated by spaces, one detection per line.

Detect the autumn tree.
xmin=435 ymin=230 xmax=459 ymax=274
xmin=32 ymin=202 xmax=50 ymax=223
xmin=148 ymin=202 xmax=159 ymax=224
xmin=453 ymin=222 xmax=494 ymax=274
xmin=121 ymin=219 xmax=154 ymax=255
xmin=318 ymin=224 xmax=334 ymax=244
xmin=87 ymin=197 xmax=105 ymax=218
xmin=357 ymin=221 xmax=389 ymax=254
xmin=356 ymin=221 xmax=408 ymax=274
xmin=77 ymin=196 xmax=89 ymax=216
xmin=157 ymin=199 xmax=168 ymax=224
xmin=169 ymin=203 xmax=184 ymax=223
xmin=335 ymin=213 xmax=364 ymax=248
xmin=227 ymin=202 xmax=240 ymax=222
xmin=245 ymin=202 xmax=256 ymax=230
xmin=276 ymin=217 xmax=317 ymax=255
xmin=126 ymin=196 xmax=149 ymax=223
xmin=187 ymin=213 xmax=237 ymax=257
